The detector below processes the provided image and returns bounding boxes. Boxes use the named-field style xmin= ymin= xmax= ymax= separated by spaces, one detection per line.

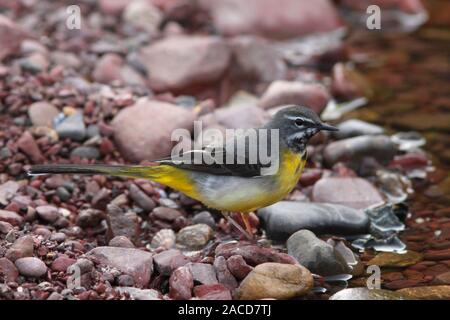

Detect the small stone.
xmin=0 ymin=221 xmax=13 ymax=234
xmin=129 ymin=184 xmax=156 ymax=212
xmin=150 ymin=228 xmax=176 ymax=250
xmin=106 ymin=204 xmax=139 ymax=242
xmin=258 ymin=201 xmax=370 ymax=241
xmin=434 ymin=272 xmax=450 ymax=285
xmin=70 ymin=146 xmax=100 ymax=160
xmin=187 ymin=263 xmax=218 ymax=285
xmin=397 ymin=286 xmax=450 ymax=300
xmin=17 ymin=131 xmax=44 ymax=163
xmin=237 ymin=262 xmax=313 ymax=300
xmin=15 ymin=257 xmax=48 ymax=278
xmin=151 ymin=207 xmax=182 ymax=222
xmin=153 ymin=249 xmax=189 ymax=276
xmin=214 ymin=256 xmax=238 ymax=290
xmin=0 ymin=181 xmax=20 ymax=206
xmin=333 ymin=119 xmax=384 ymax=139
xmin=47 ymin=292 xmax=64 ymax=300
xmin=176 ymin=224 xmax=214 ymax=250
xmin=331 ymin=62 xmax=372 ymax=99
xmin=329 ymin=287 xmax=411 ymax=300
xmin=169 ymin=266 xmax=194 ymax=300
xmin=194 ymin=284 xmax=232 ymax=300
xmin=115 ymin=287 xmax=161 ymax=300
xmin=123 ymin=0 xmax=163 ymax=35
xmin=118 ymin=274 xmax=135 ymax=287
xmin=368 ymin=251 xmax=423 ymax=268
xmin=28 ymin=102 xmax=59 ymax=127
xmin=36 ymin=205 xmax=60 ymax=223
xmin=56 ymin=187 xmax=71 ymax=202
xmin=86 ymin=246 xmax=153 ymax=287
xmin=259 ymin=80 xmax=330 ymax=114
xmin=55 ymin=112 xmax=86 ymax=141
xmin=287 ymin=230 xmax=351 ymax=276
xmin=226 ymin=255 xmax=253 ymax=280
xmin=0 ymin=210 xmax=23 ymax=226
xmin=312 ymin=177 xmax=384 ymax=210
xmin=192 ymin=211 xmax=216 ymax=229
xmin=76 ymin=209 xmax=104 ymax=228
xmin=6 ymin=235 xmax=34 ymax=262
xmin=109 ymin=236 xmax=135 ymax=248
xmin=49 ymin=232 xmax=66 ymax=243
xmin=0 ymin=257 xmax=19 ymax=282
xmin=51 ymin=255 xmax=76 ymax=272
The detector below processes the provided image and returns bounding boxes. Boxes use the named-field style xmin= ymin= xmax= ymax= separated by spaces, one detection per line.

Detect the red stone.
xmin=194 ymin=284 xmax=232 ymax=300
xmin=169 ymin=266 xmax=194 ymax=300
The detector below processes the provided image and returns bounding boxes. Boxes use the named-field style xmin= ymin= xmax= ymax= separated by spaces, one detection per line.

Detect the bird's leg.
xmin=221 ymin=211 xmax=253 ymax=241
xmin=240 ymin=212 xmax=253 ymax=237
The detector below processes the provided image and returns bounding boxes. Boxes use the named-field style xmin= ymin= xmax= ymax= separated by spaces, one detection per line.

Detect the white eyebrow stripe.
xmin=283 ymin=115 xmax=315 ymax=124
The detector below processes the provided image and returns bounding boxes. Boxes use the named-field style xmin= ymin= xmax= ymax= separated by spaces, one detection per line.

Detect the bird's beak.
xmin=317 ymin=122 xmax=339 ymax=131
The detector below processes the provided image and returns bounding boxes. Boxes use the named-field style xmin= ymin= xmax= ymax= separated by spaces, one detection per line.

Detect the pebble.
xmin=28 ymin=101 xmax=59 ymax=128
xmin=187 ymin=262 xmax=218 ymax=285
xmin=115 ymin=287 xmax=161 ymax=300
xmin=192 ymin=211 xmax=216 ymax=229
xmin=0 ymin=221 xmax=13 ymax=234
xmin=36 ymin=205 xmax=60 ymax=223
xmin=0 ymin=210 xmax=23 ymax=226
xmin=15 ymin=257 xmax=48 ymax=278
xmin=194 ymin=284 xmax=232 ymax=300
xmin=0 ymin=257 xmax=19 ymax=282
xmin=5 ymin=235 xmax=34 ymax=262
xmin=151 ymin=207 xmax=183 ymax=222
xmin=323 ymin=135 xmax=397 ymax=168
xmin=237 ymin=262 xmax=313 ymax=300
xmin=333 ymin=119 xmax=384 ymax=139
xmin=108 ymin=236 xmax=135 ymax=248
xmin=129 ymin=184 xmax=156 ymax=212
xmin=150 ymin=228 xmax=176 ymax=250
xmin=47 ymin=292 xmax=64 ymax=300
xmin=70 ymin=146 xmax=100 ymax=160
xmin=76 ymin=209 xmax=104 ymax=228
xmin=214 ymin=256 xmax=238 ymax=290
xmin=55 ymin=112 xmax=86 ymax=141
xmin=397 ymin=286 xmax=450 ymax=300
xmin=169 ymin=266 xmax=194 ymax=300
xmin=368 ymin=251 xmax=423 ymax=268
xmin=51 ymin=255 xmax=76 ymax=272
xmin=176 ymin=224 xmax=214 ymax=250
xmin=287 ymin=230 xmax=351 ymax=276
xmin=17 ymin=131 xmax=44 ymax=163
xmin=106 ymin=204 xmax=139 ymax=242
xmin=56 ymin=187 xmax=71 ymax=202
xmin=86 ymin=246 xmax=153 ymax=287
xmin=226 ymin=255 xmax=253 ymax=280
xmin=312 ymin=177 xmax=385 ymax=210
xmin=153 ymin=249 xmax=189 ymax=276
xmin=258 ymin=201 xmax=370 ymax=241
xmin=118 ymin=274 xmax=135 ymax=287
xmin=49 ymin=232 xmax=66 ymax=243
xmin=0 ymin=181 xmax=20 ymax=206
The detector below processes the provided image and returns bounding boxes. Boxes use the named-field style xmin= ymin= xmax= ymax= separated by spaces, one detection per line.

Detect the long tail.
xmin=27 ymin=164 xmax=157 ymax=179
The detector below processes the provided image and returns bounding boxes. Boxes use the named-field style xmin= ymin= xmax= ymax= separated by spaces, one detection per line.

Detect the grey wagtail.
xmin=28 ymin=105 xmax=338 ymax=239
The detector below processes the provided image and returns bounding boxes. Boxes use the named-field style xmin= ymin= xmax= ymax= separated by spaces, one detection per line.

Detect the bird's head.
xmin=266 ymin=105 xmax=338 ymax=152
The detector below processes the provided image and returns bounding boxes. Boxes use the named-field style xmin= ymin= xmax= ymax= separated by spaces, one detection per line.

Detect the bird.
xmin=28 ymin=105 xmax=337 ymax=239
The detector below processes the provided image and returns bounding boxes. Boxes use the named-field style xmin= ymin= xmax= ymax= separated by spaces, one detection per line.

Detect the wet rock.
xmin=331 ymin=63 xmax=372 ymax=99
xmin=215 ymin=242 xmax=297 ymax=266
xmin=214 ymin=256 xmax=238 ymax=290
xmin=312 ymin=177 xmax=384 ymax=210
xmin=17 ymin=131 xmax=44 ymax=163
xmin=192 ymin=211 xmax=216 ymax=229
xmin=76 ymin=209 xmax=104 ymax=228
xmin=112 ymin=98 xmax=195 ymax=162
xmin=323 ymin=135 xmax=397 ymax=168
xmin=169 ymin=265 xmax=194 ymax=300
xmin=55 ymin=112 xmax=86 ymax=141
xmin=153 ymin=249 xmax=189 ymax=276
xmin=150 ymin=228 xmax=176 ymax=250
xmin=333 ymin=119 xmax=384 ymax=139
xmin=36 ymin=205 xmax=60 ymax=223
xmin=229 ymin=35 xmax=286 ymax=82
xmin=258 ymin=201 xmax=370 ymax=241
xmin=70 ymin=146 xmax=100 ymax=160
xmin=194 ymin=284 xmax=232 ymax=300
xmin=109 ymin=236 xmax=135 ymax=248
xmin=202 ymin=0 xmax=344 ymax=39
xmin=15 ymin=257 xmax=47 ymax=278
xmin=51 ymin=255 xmax=76 ymax=272
xmin=188 ymin=263 xmax=218 ymax=285
xmin=115 ymin=287 xmax=162 ymax=300
xmin=123 ymin=0 xmax=163 ymax=35
xmin=176 ymin=224 xmax=214 ymax=250
xmin=0 ymin=258 xmax=19 ymax=282
xmin=397 ymin=286 xmax=450 ymax=300
xmin=106 ymin=204 xmax=139 ymax=242
xmin=140 ymin=36 xmax=231 ymax=91
xmin=5 ymin=235 xmax=34 ymax=262
xmin=86 ymin=246 xmax=153 ymax=287
xmin=0 ymin=210 xmax=23 ymax=226
xmin=368 ymin=251 xmax=423 ymax=268
xmin=226 ymin=255 xmax=253 ymax=280
xmin=258 ymin=81 xmax=330 ymax=114
xmin=129 ymin=184 xmax=156 ymax=212
xmin=330 ymin=287 xmax=411 ymax=300
xmin=28 ymin=102 xmax=59 ymax=127
xmin=237 ymin=262 xmax=313 ymax=300
xmin=0 ymin=15 xmax=28 ymax=61
xmin=287 ymin=230 xmax=351 ymax=276
xmin=0 ymin=181 xmax=20 ymax=206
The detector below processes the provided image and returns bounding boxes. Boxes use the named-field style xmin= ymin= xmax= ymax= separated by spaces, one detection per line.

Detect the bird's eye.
xmin=295 ymin=118 xmax=304 ymax=126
